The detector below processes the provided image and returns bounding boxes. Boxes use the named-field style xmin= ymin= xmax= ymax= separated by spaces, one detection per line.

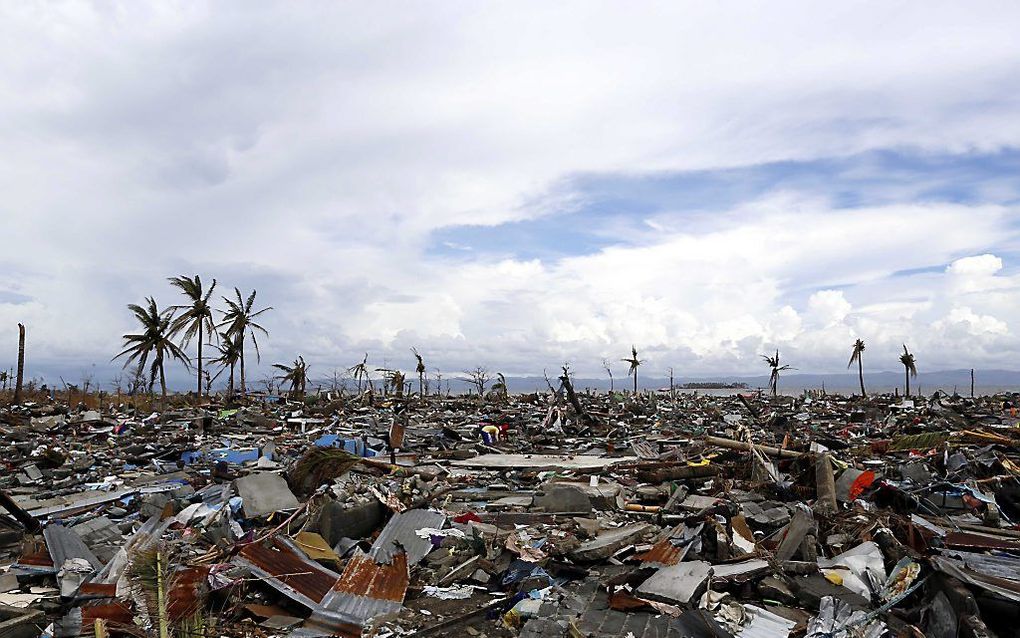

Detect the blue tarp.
xmin=313 ymin=434 xmax=378 ymax=457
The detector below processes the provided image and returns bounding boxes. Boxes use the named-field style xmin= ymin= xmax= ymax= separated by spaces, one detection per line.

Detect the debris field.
xmin=1 ymin=386 xmax=1019 ymax=638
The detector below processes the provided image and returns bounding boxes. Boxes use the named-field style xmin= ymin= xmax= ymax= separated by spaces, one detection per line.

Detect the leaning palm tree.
xmin=114 ymin=297 xmax=190 ymax=399
xmin=274 ymin=356 xmax=309 ymax=399
xmin=411 ymin=347 xmax=427 ymax=397
xmin=167 ymin=275 xmax=217 ymax=399
xmin=208 ymin=331 xmax=241 ymax=398
xmin=761 ymin=349 xmax=793 ymax=397
xmin=622 ymin=346 xmax=642 ymax=395
xmin=899 ymin=344 xmax=918 ymax=397
xmin=347 ymin=354 xmax=373 ymax=394
xmin=847 ymin=339 xmax=866 ymax=397
xmin=219 ymin=288 xmax=272 ymax=395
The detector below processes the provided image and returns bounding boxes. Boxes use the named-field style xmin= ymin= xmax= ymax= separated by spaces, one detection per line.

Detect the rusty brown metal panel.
xmin=332 ymin=550 xmax=409 ymax=602
xmin=239 ymin=539 xmax=339 ymax=604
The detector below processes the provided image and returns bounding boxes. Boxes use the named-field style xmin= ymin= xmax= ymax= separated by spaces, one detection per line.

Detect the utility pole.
xmin=14 ymin=323 xmax=25 ymax=404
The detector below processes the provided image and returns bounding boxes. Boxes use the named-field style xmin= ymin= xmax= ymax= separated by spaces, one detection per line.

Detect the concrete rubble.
xmin=0 ymin=386 xmax=1018 ymax=637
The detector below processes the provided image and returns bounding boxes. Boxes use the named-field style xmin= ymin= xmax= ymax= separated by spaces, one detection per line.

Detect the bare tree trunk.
xmin=970 ymin=368 xmax=975 ymax=398
xmin=14 ymin=323 xmax=25 ymax=403
xmin=858 ymin=357 xmax=865 ymax=397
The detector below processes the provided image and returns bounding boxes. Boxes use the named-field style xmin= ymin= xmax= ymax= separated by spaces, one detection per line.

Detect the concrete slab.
xmin=234 ymin=472 xmax=300 ymax=518
xmin=636 ymin=560 xmax=712 ymax=605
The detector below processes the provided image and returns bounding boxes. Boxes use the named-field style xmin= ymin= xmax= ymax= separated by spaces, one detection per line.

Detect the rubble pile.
xmin=1 ymin=388 xmax=1019 ymax=637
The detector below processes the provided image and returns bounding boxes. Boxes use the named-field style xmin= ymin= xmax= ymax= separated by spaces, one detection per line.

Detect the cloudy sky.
xmin=3 ymin=2 xmax=1020 ymax=387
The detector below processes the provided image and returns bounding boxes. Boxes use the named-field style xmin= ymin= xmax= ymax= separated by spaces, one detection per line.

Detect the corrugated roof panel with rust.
xmin=237 ymin=539 xmax=340 ymax=607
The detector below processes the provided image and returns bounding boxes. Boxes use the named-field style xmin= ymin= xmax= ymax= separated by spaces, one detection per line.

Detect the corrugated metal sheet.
xmin=944 ymin=531 xmax=1020 ymax=551
xmin=635 ymin=523 xmax=700 ymax=567
xmin=931 ymin=554 xmax=1020 ymax=602
xmin=369 ymin=509 xmax=445 ymax=565
xmin=634 ymin=537 xmax=685 ymax=566
xmin=167 ymin=565 xmax=209 ymax=622
xmin=80 ymin=601 xmax=135 ymax=627
xmin=43 ymin=522 xmax=103 ymax=571
xmin=940 ymin=549 xmax=1020 ymax=582
xmin=295 ymin=550 xmax=410 ymax=638
xmin=631 ymin=439 xmax=660 ymax=460
xmin=332 ymin=550 xmax=408 ymax=602
xmin=238 ymin=539 xmax=341 ymax=607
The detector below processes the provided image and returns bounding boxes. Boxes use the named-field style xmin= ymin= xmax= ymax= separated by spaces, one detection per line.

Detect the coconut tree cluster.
xmin=114 ymin=275 xmax=273 ymax=400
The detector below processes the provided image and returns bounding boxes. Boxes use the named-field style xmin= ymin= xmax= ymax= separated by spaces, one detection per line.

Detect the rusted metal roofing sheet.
xmin=167 ymin=565 xmax=210 ymax=622
xmin=238 ymin=539 xmax=341 ymax=608
xmin=294 ymin=550 xmax=410 ymax=638
xmin=634 ymin=536 xmax=685 ymax=566
xmin=944 ymin=531 xmax=1020 ymax=551
xmin=332 ymin=550 xmax=408 ymax=603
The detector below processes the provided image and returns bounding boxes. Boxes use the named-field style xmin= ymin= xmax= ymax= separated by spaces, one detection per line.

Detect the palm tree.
xmin=377 ymin=368 xmax=405 ymax=397
xmin=274 ymin=356 xmax=309 ymax=399
xmin=219 ymin=288 xmax=272 ymax=395
xmin=602 ymin=358 xmax=614 ymax=393
xmin=847 ymin=339 xmax=866 ymax=397
xmin=113 ymin=297 xmax=190 ymax=398
xmin=411 ymin=347 xmax=426 ymax=397
xmin=900 ymin=344 xmax=918 ymax=397
xmin=167 ymin=275 xmax=217 ymax=399
xmin=761 ymin=349 xmax=793 ymax=397
xmin=622 ymin=346 xmax=642 ymax=395
xmin=209 ymin=331 xmax=241 ymax=398
xmin=347 ymin=353 xmax=373 ymax=394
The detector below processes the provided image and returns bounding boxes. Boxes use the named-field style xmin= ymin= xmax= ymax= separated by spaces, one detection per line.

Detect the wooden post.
xmin=14 ymin=323 xmax=25 ymax=403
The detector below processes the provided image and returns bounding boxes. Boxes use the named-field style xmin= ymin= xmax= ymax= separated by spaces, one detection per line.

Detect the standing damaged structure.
xmin=0 ymin=388 xmax=1019 ymax=637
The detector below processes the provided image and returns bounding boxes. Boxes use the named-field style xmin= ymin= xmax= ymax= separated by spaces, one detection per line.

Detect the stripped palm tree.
xmin=622 ymin=346 xmax=642 ymax=395
xmin=411 ymin=347 xmax=427 ymax=397
xmin=219 ymin=288 xmax=272 ymax=395
xmin=274 ymin=355 xmax=309 ymax=399
xmin=347 ymin=353 xmax=373 ymax=394
xmin=900 ymin=344 xmax=918 ymax=397
xmin=847 ymin=338 xmax=866 ymax=397
xmin=167 ymin=275 xmax=217 ymax=399
xmin=208 ymin=331 xmax=241 ymax=398
xmin=114 ymin=297 xmax=190 ymax=398
xmin=761 ymin=349 xmax=793 ymax=397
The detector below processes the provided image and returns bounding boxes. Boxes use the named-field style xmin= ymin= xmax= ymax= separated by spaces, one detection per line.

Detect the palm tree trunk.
xmin=633 ymin=371 xmax=638 ymax=395
xmin=197 ymin=323 xmax=203 ymax=399
xmin=858 ymin=357 xmax=865 ymax=396
xmin=904 ymin=366 xmax=910 ymax=397
xmin=239 ymin=340 xmax=246 ymax=394
xmin=14 ymin=323 xmax=25 ymax=403
xmin=229 ymin=363 xmax=235 ymax=398
xmin=159 ymin=362 xmax=167 ymax=398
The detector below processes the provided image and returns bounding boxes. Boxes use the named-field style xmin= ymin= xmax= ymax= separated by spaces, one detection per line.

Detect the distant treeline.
xmin=680 ymin=381 xmax=749 ymax=389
